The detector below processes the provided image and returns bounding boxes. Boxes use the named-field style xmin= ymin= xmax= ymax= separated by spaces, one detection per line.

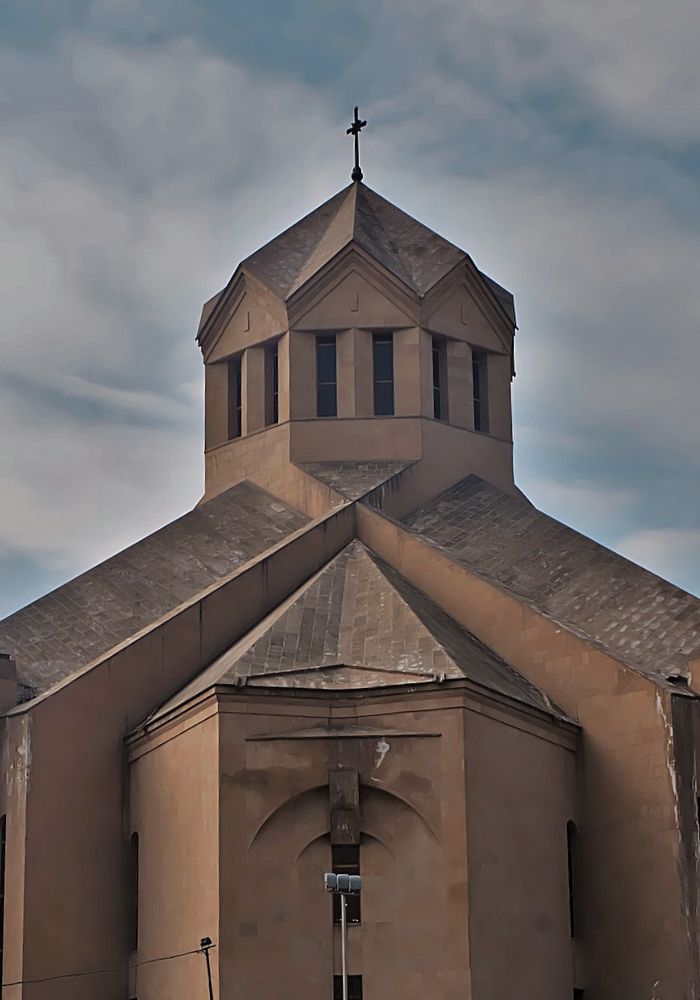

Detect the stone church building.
xmin=0 ymin=169 xmax=699 ymax=1000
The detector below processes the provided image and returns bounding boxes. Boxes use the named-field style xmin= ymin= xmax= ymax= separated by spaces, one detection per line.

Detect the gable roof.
xmin=151 ymin=540 xmax=566 ymax=721
xmin=240 ymin=182 xmax=514 ymax=308
xmin=404 ymin=475 xmax=700 ymax=682
xmin=0 ymin=482 xmax=308 ymax=699
xmin=299 ymin=460 xmax=413 ymax=501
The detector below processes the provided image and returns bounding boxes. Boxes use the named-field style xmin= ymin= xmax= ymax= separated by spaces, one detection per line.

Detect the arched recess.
xmin=249 ymin=784 xmax=328 ymax=854
xmin=249 ymin=780 xmax=438 ymax=859
xmin=296 ymin=830 xmax=396 ymax=863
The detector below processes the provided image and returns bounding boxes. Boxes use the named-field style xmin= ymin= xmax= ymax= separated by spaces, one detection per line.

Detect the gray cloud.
xmin=1 ymin=0 xmax=699 ymax=619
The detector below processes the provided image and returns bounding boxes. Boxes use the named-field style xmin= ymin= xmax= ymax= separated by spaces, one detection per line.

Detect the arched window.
xmin=567 ymin=820 xmax=578 ymax=938
xmin=0 ymin=815 xmax=6 ymax=975
xmin=129 ymin=832 xmax=139 ymax=953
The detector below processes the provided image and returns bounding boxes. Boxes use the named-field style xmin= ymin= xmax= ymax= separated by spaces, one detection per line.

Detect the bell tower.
xmin=197 ymin=179 xmax=516 ymax=508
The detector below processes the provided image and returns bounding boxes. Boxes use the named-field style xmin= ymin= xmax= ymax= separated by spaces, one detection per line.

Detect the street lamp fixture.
xmin=324 ymin=871 xmax=361 ymax=1000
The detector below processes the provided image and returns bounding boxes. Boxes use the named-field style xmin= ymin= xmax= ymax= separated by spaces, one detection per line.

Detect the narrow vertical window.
xmin=334 ymin=976 xmax=363 ymax=1000
xmin=472 ymin=350 xmax=488 ymax=432
xmin=567 ymin=820 xmax=578 ymax=939
xmin=0 ymin=815 xmax=5 ymax=976
xmin=228 ymin=356 xmax=242 ymax=439
xmin=332 ymin=843 xmax=360 ymax=924
xmin=265 ymin=342 xmax=279 ymax=426
xmin=316 ymin=336 xmax=337 ymax=417
xmin=432 ymin=337 xmax=447 ymax=420
xmin=129 ymin=832 xmax=139 ymax=953
xmin=373 ymin=333 xmax=394 ymax=415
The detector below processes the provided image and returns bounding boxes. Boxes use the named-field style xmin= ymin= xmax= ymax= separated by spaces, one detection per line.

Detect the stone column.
xmin=276 ymin=332 xmax=291 ymax=424
xmin=353 ymin=329 xmax=374 ymax=417
xmin=447 ymin=339 xmax=473 ymax=430
xmin=419 ymin=329 xmax=434 ymax=417
xmin=204 ymin=361 xmax=229 ymax=448
xmin=336 ymin=329 xmax=356 ymax=418
xmin=288 ymin=330 xmax=316 ymax=420
xmin=243 ymin=345 xmax=266 ymax=434
xmin=394 ymin=327 xmax=421 ymax=416
xmin=487 ymin=353 xmax=513 ymax=441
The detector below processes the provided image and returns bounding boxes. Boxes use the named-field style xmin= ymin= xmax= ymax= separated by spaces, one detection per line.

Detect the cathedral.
xmin=1 ymin=124 xmax=699 ymax=1000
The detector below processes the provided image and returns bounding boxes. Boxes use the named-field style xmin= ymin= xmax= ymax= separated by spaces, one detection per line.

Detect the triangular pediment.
xmin=151 ymin=539 xmax=561 ymax=721
xmin=424 ymin=278 xmax=511 ymax=354
xmin=290 ymin=254 xmax=418 ymax=330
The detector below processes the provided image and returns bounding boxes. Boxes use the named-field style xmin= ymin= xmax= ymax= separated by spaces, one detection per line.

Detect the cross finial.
xmin=346 ymin=106 xmax=367 ymax=182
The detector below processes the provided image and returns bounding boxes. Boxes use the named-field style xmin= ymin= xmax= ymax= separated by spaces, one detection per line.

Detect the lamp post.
xmin=323 ymin=872 xmax=361 ymax=1000
xmin=199 ymin=936 xmax=215 ymax=1000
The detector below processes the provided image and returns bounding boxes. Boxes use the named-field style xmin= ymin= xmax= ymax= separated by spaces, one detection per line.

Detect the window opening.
xmin=265 ymin=342 xmax=279 ymax=426
xmin=0 ymin=815 xmax=5 ymax=976
xmin=228 ymin=356 xmax=242 ymax=439
xmin=129 ymin=832 xmax=139 ymax=953
xmin=332 ymin=844 xmax=360 ymax=924
xmin=432 ymin=337 xmax=447 ymax=420
xmin=373 ymin=333 xmax=394 ymax=416
xmin=316 ymin=336 xmax=337 ymax=418
xmin=334 ymin=975 xmax=363 ymax=1000
xmin=472 ymin=350 xmax=488 ymax=432
xmin=567 ymin=820 xmax=578 ymax=939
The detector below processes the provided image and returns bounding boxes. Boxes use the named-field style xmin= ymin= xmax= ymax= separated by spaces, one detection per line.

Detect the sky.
xmin=1 ymin=0 xmax=699 ymax=619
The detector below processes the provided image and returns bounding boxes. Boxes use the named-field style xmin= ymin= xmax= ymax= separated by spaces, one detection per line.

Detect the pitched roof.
xmin=0 ymin=482 xmax=308 ymax=698
xmin=152 ymin=540 xmax=565 ymax=720
xmin=404 ymin=475 xmax=700 ymax=681
xmin=241 ymin=182 xmax=512 ymax=305
xmin=299 ymin=460 xmax=413 ymax=501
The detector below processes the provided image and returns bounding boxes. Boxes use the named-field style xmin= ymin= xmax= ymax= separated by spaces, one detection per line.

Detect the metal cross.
xmin=346 ymin=106 xmax=367 ymax=182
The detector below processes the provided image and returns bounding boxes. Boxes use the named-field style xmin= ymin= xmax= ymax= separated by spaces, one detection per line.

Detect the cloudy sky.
xmin=1 ymin=0 xmax=699 ymax=618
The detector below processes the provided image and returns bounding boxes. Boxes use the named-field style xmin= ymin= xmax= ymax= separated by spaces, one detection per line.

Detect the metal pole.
xmin=340 ymin=892 xmax=348 ymax=1000
xmin=200 ymin=938 xmax=215 ymax=1000
xmin=204 ymin=949 xmax=214 ymax=1000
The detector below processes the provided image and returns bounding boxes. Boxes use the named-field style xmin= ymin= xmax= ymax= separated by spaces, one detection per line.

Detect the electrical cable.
xmin=1 ymin=943 xmax=214 ymax=988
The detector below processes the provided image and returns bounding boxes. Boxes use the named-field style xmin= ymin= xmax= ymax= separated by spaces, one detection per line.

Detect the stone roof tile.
xmin=405 ymin=475 xmax=700 ymax=680
xmin=154 ymin=540 xmax=565 ymax=720
xmin=0 ymin=482 xmax=308 ymax=696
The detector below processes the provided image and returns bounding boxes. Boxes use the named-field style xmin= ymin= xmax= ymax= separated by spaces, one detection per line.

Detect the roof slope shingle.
xmin=241 ymin=182 xmax=512 ymax=307
xmin=153 ymin=540 xmax=565 ymax=720
xmin=404 ymin=475 xmax=700 ymax=681
xmin=0 ymin=482 xmax=308 ymax=697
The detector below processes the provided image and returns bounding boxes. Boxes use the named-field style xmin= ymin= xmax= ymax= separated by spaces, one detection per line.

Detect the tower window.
xmin=265 ymin=342 xmax=279 ymax=426
xmin=332 ymin=843 xmax=360 ymax=924
xmin=373 ymin=333 xmax=394 ymax=416
xmin=567 ymin=820 xmax=578 ymax=939
xmin=0 ymin=815 xmax=5 ymax=976
xmin=334 ymin=976 xmax=362 ymax=1000
xmin=228 ymin=356 xmax=242 ymax=439
xmin=316 ymin=336 xmax=337 ymax=418
xmin=432 ymin=337 xmax=447 ymax=420
xmin=472 ymin=350 xmax=488 ymax=432
xmin=129 ymin=832 xmax=139 ymax=952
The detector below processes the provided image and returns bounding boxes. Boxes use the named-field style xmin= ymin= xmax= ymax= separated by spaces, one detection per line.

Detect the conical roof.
xmin=242 ymin=182 xmax=471 ymax=299
xmin=152 ymin=541 xmax=564 ymax=719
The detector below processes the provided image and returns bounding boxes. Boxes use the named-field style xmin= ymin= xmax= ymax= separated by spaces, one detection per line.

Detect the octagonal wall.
xmin=199 ymin=254 xmax=515 ymax=501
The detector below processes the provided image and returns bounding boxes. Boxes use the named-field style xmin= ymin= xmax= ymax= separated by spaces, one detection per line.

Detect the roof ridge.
xmin=287 ymin=184 xmax=358 ymax=295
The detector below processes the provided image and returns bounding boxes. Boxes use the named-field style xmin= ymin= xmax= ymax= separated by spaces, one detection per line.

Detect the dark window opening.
xmin=228 ymin=356 xmax=242 ymax=439
xmin=432 ymin=337 xmax=447 ymax=420
xmin=265 ymin=342 xmax=279 ymax=426
xmin=332 ymin=843 xmax=360 ymax=924
xmin=0 ymin=815 xmax=5 ymax=976
xmin=373 ymin=333 xmax=394 ymax=416
xmin=573 ymin=991 xmax=584 ymax=999
xmin=567 ymin=820 xmax=578 ymax=939
xmin=472 ymin=350 xmax=488 ymax=432
xmin=129 ymin=832 xmax=139 ymax=953
xmin=316 ymin=336 xmax=337 ymax=418
xmin=334 ymin=975 xmax=363 ymax=1000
